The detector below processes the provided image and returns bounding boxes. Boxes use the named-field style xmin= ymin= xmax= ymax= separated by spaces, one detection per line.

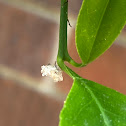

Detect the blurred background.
xmin=0 ymin=0 xmax=126 ymax=126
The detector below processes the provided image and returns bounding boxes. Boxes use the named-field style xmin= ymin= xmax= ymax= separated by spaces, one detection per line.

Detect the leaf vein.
xmin=73 ymin=99 xmax=94 ymax=121
xmin=87 ymin=0 xmax=110 ymax=62
xmin=85 ymin=84 xmax=110 ymax=126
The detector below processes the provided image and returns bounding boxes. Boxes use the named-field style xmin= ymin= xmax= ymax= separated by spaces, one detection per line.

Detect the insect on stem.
xmin=67 ymin=19 xmax=72 ymax=27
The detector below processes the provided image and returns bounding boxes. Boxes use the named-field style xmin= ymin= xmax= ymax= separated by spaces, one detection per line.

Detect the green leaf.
xmin=76 ymin=0 xmax=126 ymax=65
xmin=59 ymin=78 xmax=126 ymax=126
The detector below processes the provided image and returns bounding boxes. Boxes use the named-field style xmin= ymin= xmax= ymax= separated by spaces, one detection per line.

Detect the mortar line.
xmin=0 ymin=64 xmax=66 ymax=101
xmin=0 ymin=0 xmax=76 ymax=25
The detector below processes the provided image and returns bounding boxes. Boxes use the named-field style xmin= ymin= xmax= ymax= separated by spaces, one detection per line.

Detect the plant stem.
xmin=57 ymin=0 xmax=71 ymax=75
xmin=57 ymin=0 xmax=84 ymax=70
xmin=56 ymin=0 xmax=81 ymax=79
xmin=57 ymin=0 xmax=68 ymax=60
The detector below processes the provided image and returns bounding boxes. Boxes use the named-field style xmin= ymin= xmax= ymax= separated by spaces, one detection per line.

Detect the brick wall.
xmin=0 ymin=1 xmax=126 ymax=126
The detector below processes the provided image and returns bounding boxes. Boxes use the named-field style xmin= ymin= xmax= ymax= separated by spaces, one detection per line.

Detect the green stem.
xmin=57 ymin=0 xmax=69 ymax=60
xmin=57 ymin=0 xmax=68 ymax=71
xmin=57 ymin=0 xmax=84 ymax=69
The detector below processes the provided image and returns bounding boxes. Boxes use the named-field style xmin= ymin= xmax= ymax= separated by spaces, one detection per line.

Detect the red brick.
xmin=0 ymin=79 xmax=63 ymax=126
xmin=22 ymin=0 xmax=83 ymax=15
xmin=0 ymin=3 xmax=58 ymax=78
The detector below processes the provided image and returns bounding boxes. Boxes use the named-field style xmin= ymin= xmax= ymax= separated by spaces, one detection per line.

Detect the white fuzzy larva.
xmin=41 ymin=63 xmax=63 ymax=82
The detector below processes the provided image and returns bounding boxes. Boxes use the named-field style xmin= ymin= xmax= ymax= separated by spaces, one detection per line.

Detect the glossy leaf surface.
xmin=60 ymin=78 xmax=126 ymax=126
xmin=76 ymin=0 xmax=126 ymax=65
